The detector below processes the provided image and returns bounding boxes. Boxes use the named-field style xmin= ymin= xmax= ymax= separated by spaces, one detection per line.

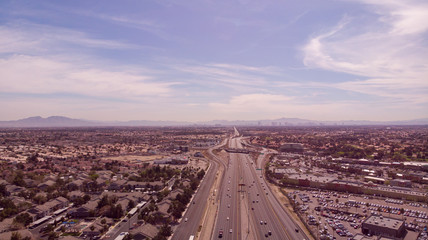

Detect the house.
xmin=38 ymin=180 xmax=56 ymax=191
xmin=131 ymin=223 xmax=158 ymax=240
xmin=108 ymin=179 xmax=127 ymax=191
xmin=82 ymin=217 xmax=112 ymax=238
xmin=5 ymin=185 xmax=25 ymax=196
xmin=67 ymin=179 xmax=84 ymax=190
xmin=55 ymin=196 xmax=70 ymax=209
xmin=68 ymin=190 xmax=84 ymax=200
xmin=28 ymin=204 xmax=51 ymax=219
xmin=157 ymin=199 xmax=172 ymax=216
xmin=69 ymin=200 xmax=98 ymax=218
xmin=168 ymin=188 xmax=184 ymax=200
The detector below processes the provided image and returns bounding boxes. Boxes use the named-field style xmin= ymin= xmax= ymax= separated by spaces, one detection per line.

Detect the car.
xmin=268 ymin=231 xmax=272 ymax=235
xmin=226 ymin=217 xmax=229 ymax=221
xmin=228 ymin=204 xmax=230 ymax=208
xmin=219 ymin=230 xmax=223 ymax=238
xmin=185 ymin=218 xmax=188 ymax=222
xmin=251 ymin=207 xmax=254 ymax=210
xmin=295 ymin=228 xmax=299 ymax=233
xmin=229 ymin=229 xmax=232 ymax=233
xmin=265 ymin=233 xmax=269 ymax=237
xmin=264 ymin=221 xmax=267 ymax=225
xmin=260 ymin=221 xmax=264 ymax=225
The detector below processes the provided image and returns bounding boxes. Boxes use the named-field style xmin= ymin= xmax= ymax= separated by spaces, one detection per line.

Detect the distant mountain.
xmin=0 ymin=116 xmax=100 ymax=128
xmin=0 ymin=116 xmax=427 ymax=128
xmin=0 ymin=116 xmax=191 ymax=128
xmin=111 ymin=120 xmax=192 ymax=127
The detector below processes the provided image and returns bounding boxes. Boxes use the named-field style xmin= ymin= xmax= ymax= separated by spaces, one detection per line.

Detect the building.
xmin=364 ymin=176 xmax=385 ymax=185
xmin=279 ymin=143 xmax=304 ymax=153
xmin=390 ymin=179 xmax=412 ymax=188
xmin=361 ymin=215 xmax=405 ymax=239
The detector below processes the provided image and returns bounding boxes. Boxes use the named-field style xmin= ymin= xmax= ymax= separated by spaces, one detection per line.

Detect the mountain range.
xmin=0 ymin=116 xmax=427 ymax=128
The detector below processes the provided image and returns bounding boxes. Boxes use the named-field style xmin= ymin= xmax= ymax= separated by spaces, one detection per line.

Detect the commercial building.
xmin=361 ymin=215 xmax=405 ymax=239
xmin=390 ymin=179 xmax=412 ymax=188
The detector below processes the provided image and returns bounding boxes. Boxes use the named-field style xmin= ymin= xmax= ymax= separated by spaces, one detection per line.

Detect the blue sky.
xmin=1 ymin=0 xmax=427 ymax=121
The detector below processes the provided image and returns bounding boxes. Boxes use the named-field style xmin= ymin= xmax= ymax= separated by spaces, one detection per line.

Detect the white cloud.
xmin=0 ymin=55 xmax=173 ymax=98
xmin=303 ymin=0 xmax=428 ymax=104
xmin=172 ymin=62 xmax=280 ymax=90
xmin=0 ymin=22 xmax=137 ymax=55
xmin=357 ymin=0 xmax=428 ymax=35
xmin=210 ymin=93 xmax=293 ymax=112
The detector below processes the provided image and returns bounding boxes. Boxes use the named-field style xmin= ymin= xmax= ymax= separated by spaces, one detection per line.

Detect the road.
xmin=212 ymin=129 xmax=309 ymax=240
xmin=105 ymin=211 xmax=139 ymax=240
xmin=171 ymin=139 xmax=226 ymax=240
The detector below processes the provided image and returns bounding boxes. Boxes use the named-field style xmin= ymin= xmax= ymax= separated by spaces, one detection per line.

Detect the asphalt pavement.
xmin=213 ymin=134 xmax=310 ymax=240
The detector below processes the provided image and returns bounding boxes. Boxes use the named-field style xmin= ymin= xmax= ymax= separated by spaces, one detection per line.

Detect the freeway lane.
xmin=212 ymin=130 xmax=310 ymax=240
xmin=171 ymin=141 xmax=225 ymax=240
xmin=214 ymin=137 xmax=242 ymax=240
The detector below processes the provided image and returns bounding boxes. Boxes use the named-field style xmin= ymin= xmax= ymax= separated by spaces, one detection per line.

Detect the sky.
xmin=0 ymin=0 xmax=427 ymax=122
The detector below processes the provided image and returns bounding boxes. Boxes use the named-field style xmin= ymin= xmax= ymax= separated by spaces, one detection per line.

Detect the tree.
xmin=97 ymin=195 xmax=109 ymax=209
xmin=10 ymin=232 xmax=21 ymax=240
xmin=159 ymin=223 xmax=172 ymax=237
xmin=197 ymin=169 xmax=205 ymax=180
xmin=14 ymin=213 xmax=33 ymax=226
xmin=26 ymin=153 xmax=39 ymax=164
xmin=0 ymin=184 xmax=8 ymax=197
xmin=107 ymin=204 xmax=123 ymax=219
xmin=127 ymin=200 xmax=135 ymax=211
xmin=89 ymin=171 xmax=99 ymax=182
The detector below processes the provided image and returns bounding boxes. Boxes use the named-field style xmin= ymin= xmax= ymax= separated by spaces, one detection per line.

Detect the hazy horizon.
xmin=1 ymin=0 xmax=427 ymax=122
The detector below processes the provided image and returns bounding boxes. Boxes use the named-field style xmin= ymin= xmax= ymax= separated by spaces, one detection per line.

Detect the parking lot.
xmin=288 ymin=189 xmax=428 ymax=240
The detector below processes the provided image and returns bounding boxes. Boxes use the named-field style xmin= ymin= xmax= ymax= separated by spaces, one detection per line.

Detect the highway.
xmin=171 ymin=139 xmax=226 ymax=240
xmin=212 ymin=128 xmax=309 ymax=240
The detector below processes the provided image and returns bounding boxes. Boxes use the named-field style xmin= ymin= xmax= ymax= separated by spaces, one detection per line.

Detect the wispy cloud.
xmin=210 ymin=93 xmax=293 ymax=112
xmin=0 ymin=55 xmax=173 ymax=99
xmin=75 ymin=11 xmax=183 ymax=42
xmin=172 ymin=62 xmax=281 ymax=90
xmin=0 ymin=22 xmax=139 ymax=55
xmin=303 ymin=0 xmax=428 ymax=104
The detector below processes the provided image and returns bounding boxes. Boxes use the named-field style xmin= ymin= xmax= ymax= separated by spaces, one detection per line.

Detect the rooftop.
xmin=363 ymin=215 xmax=404 ymax=230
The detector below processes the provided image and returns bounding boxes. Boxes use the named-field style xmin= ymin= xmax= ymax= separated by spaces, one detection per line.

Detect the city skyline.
xmin=1 ymin=0 xmax=427 ymax=122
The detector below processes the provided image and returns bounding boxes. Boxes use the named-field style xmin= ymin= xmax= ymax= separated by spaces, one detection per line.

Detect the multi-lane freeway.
xmin=212 ymin=128 xmax=309 ymax=240
xmin=171 ymin=127 xmax=309 ymax=240
xmin=172 ymin=139 xmax=226 ymax=240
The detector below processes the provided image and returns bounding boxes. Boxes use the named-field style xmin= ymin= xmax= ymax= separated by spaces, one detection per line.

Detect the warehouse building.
xmin=362 ymin=215 xmax=405 ymax=239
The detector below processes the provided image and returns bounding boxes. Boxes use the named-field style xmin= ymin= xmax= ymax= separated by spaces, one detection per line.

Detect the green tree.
xmin=10 ymin=232 xmax=21 ymax=240
xmin=0 ymin=184 xmax=8 ymax=197
xmin=127 ymin=200 xmax=135 ymax=211
xmin=14 ymin=213 xmax=33 ymax=226
xmin=159 ymin=223 xmax=172 ymax=237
